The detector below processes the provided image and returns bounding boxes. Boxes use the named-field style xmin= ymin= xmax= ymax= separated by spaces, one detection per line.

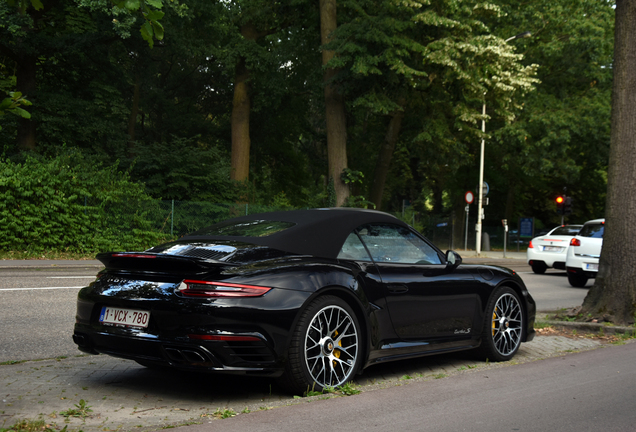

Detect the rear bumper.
xmin=73 ymin=324 xmax=284 ymax=376
xmin=566 ymin=266 xmax=597 ymax=279
xmin=528 ymin=259 xmax=566 ymax=270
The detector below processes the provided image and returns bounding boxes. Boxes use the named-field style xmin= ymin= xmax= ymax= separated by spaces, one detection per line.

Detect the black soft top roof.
xmin=182 ymin=208 xmax=409 ymax=259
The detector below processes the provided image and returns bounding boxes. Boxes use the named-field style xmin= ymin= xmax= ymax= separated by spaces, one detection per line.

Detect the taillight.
xmin=112 ymin=253 xmax=157 ymax=258
xmin=570 ymin=238 xmax=581 ymax=247
xmin=177 ymin=280 xmax=271 ymax=298
xmin=528 ymin=240 xmax=534 ymax=248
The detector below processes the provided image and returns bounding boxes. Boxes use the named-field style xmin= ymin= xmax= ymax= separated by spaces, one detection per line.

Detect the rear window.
xmin=195 ymin=220 xmax=295 ymax=237
xmin=551 ymin=226 xmax=581 ymax=236
xmin=579 ymin=223 xmax=604 ymax=238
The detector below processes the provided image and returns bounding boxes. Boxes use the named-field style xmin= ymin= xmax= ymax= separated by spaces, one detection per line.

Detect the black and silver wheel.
xmin=476 ymin=286 xmax=524 ymax=362
xmin=280 ymin=295 xmax=361 ymax=394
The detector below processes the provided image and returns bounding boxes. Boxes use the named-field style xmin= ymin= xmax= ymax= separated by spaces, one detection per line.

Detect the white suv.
xmin=526 ymin=225 xmax=582 ymax=274
xmin=565 ymin=218 xmax=605 ymax=287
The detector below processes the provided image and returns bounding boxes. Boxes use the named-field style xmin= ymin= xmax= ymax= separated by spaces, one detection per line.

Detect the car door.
xmin=355 ymin=223 xmax=480 ymax=343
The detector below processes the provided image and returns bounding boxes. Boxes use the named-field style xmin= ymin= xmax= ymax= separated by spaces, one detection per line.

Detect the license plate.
xmin=543 ymin=246 xmax=563 ymax=252
xmin=585 ymin=263 xmax=599 ymax=271
xmin=99 ymin=306 xmax=150 ymax=328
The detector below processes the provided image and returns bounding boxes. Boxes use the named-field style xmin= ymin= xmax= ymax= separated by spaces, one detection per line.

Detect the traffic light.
xmin=564 ymin=196 xmax=572 ymax=215
xmin=556 ymin=196 xmax=564 ymax=215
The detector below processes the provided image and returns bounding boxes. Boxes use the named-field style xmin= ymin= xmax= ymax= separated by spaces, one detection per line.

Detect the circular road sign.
xmin=465 ymin=191 xmax=474 ymax=204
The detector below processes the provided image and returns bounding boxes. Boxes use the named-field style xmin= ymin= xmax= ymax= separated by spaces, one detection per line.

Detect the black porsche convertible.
xmin=73 ymin=208 xmax=535 ymax=394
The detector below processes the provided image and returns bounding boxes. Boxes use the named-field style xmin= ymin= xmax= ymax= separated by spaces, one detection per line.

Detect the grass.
xmin=59 ymin=400 xmax=92 ymax=419
xmin=0 ymin=420 xmax=66 ymax=432
xmin=337 ymin=382 xmax=361 ymax=396
xmin=0 ymin=360 xmax=27 ymax=366
xmin=211 ymin=408 xmax=236 ymax=419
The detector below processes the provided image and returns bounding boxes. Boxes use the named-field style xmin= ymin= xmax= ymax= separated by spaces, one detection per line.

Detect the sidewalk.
xmin=0 ymin=335 xmax=606 ymax=432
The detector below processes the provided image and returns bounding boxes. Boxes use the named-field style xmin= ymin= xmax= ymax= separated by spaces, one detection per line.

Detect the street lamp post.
xmin=475 ymin=31 xmax=531 ymax=255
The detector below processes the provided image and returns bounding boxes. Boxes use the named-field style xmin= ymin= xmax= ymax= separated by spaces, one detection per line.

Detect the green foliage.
xmin=0 ymin=153 xmax=166 ymax=253
xmin=0 ymin=419 xmax=65 ymax=432
xmin=0 ymin=0 xmax=614 ymax=237
xmin=59 ymin=399 xmax=93 ymax=419
xmin=337 ymin=382 xmax=361 ymax=395
xmin=0 ymin=92 xmax=31 ymax=130
xmin=211 ymin=408 xmax=236 ymax=419
xmin=130 ymin=136 xmax=235 ymax=202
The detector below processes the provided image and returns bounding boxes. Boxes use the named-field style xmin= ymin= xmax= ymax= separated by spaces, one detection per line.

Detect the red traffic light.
xmin=556 ymin=196 xmax=564 ymax=204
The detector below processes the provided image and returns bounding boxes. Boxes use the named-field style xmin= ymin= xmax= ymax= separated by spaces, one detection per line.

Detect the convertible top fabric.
xmin=182 ymin=208 xmax=410 ymax=259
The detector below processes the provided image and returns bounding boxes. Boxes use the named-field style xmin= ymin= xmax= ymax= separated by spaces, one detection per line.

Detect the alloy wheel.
xmin=491 ymin=293 xmax=523 ymax=356
xmin=304 ymin=304 xmax=359 ymax=388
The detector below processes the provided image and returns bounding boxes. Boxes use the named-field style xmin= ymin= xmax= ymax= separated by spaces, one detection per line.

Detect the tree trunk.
xmin=320 ymin=0 xmax=349 ymax=207
xmin=16 ymin=55 xmax=37 ymax=152
xmin=580 ymin=0 xmax=636 ymax=325
xmin=231 ymin=55 xmax=251 ymax=182
xmin=370 ymin=102 xmax=405 ymax=210
xmin=230 ymin=23 xmax=266 ymax=184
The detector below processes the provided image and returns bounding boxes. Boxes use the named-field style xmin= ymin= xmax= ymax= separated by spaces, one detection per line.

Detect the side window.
xmin=337 ymin=232 xmax=373 ymax=261
xmin=355 ymin=224 xmax=442 ymax=265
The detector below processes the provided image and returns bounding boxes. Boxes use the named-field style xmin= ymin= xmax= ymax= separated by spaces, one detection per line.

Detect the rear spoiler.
xmin=96 ymin=252 xmax=237 ymax=273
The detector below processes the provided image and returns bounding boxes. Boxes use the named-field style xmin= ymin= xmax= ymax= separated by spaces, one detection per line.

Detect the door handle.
xmin=388 ymin=284 xmax=408 ymax=294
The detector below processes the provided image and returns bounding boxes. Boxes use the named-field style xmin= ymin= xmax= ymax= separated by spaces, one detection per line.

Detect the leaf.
xmin=140 ymin=22 xmax=154 ymax=46
xmin=30 ymin=0 xmax=44 ymax=10
xmin=10 ymin=107 xmax=31 ymax=119
xmin=124 ymin=0 xmax=141 ymax=11
xmin=145 ymin=0 xmax=163 ymax=9
xmin=144 ymin=9 xmax=165 ymax=22
xmin=151 ymin=21 xmax=164 ymax=40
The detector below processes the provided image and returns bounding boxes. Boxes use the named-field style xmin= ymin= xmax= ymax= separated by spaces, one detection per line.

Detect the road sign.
xmin=465 ymin=191 xmax=474 ymax=204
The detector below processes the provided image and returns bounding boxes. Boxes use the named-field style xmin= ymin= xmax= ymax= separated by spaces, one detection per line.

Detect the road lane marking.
xmin=0 ymin=286 xmax=85 ymax=291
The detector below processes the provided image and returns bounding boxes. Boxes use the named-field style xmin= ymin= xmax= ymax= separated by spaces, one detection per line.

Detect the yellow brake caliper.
xmin=492 ymin=308 xmax=497 ymax=336
xmin=333 ymin=330 xmax=342 ymax=367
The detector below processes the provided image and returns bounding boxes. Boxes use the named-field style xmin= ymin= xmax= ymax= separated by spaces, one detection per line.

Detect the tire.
xmin=279 ymin=295 xmax=361 ymax=395
xmin=475 ymin=286 xmax=524 ymax=362
xmin=567 ymin=273 xmax=588 ymax=287
xmin=531 ymin=262 xmax=547 ymax=274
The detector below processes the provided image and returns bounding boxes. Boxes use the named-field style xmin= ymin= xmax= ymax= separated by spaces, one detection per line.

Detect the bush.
xmin=0 ymin=153 xmax=167 ymax=253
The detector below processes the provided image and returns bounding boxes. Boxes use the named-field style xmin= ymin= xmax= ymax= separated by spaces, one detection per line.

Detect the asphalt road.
xmin=176 ymin=341 xmax=636 ymax=432
xmin=0 ymin=267 xmax=97 ymax=362
xmin=0 ymin=260 xmax=589 ymax=363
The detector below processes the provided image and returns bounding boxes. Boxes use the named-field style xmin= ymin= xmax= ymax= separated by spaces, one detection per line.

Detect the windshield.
xmin=550 ymin=226 xmax=582 ymax=236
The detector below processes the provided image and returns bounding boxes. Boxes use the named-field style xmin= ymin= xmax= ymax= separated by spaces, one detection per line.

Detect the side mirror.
xmin=445 ymin=250 xmax=462 ymax=271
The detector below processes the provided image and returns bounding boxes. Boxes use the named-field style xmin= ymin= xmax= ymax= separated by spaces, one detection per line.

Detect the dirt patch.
xmin=535 ymin=325 xmax=629 ymax=344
